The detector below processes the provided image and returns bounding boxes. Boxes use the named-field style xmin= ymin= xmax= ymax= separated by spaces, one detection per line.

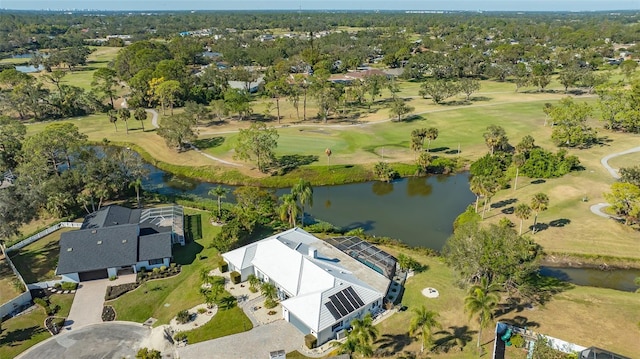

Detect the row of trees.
xmin=0 ymin=119 xmax=147 ymax=241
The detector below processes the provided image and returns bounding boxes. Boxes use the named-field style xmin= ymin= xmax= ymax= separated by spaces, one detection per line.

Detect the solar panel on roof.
xmin=344 ymin=286 xmax=365 ymax=307
xmin=335 ymin=291 xmax=355 ymax=312
xmin=325 ymin=302 xmax=341 ymax=320
xmin=330 ymin=295 xmax=350 ymax=317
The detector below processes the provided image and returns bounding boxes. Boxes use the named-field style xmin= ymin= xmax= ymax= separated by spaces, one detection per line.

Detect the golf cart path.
xmin=590 ymin=146 xmax=640 ymax=218
xmin=145 ymin=108 xmax=242 ymax=167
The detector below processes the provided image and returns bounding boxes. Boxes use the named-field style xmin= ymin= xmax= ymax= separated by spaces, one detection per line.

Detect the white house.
xmin=222 ymin=228 xmax=394 ymax=345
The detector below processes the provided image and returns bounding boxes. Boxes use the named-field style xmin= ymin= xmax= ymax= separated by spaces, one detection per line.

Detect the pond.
xmin=144 ymin=166 xmax=475 ymax=250
xmin=140 ymin=158 xmax=639 ymax=292
xmin=10 ymin=53 xmax=47 ymax=73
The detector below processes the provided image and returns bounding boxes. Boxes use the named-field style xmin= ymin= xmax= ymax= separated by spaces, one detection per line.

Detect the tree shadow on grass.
xmin=0 ymin=326 xmax=47 ymax=347
xmin=501 ymin=315 xmax=540 ymax=329
xmin=429 ymin=147 xmax=450 ymax=153
xmin=375 ymin=333 xmax=413 ymax=355
xmin=494 ymin=297 xmax=537 ymax=317
xmin=433 ymin=325 xmax=476 ymax=354
xmin=276 ymin=154 xmax=319 ymax=175
xmin=10 ymin=240 xmax=60 ymax=283
xmin=492 ymin=198 xmax=518 ymax=209
xmin=193 ymin=137 xmax=224 ymax=149
xmin=549 ymin=218 xmax=571 ymax=228
xmin=502 ymin=206 xmax=515 ymax=215
xmin=172 ymin=241 xmax=204 ymax=266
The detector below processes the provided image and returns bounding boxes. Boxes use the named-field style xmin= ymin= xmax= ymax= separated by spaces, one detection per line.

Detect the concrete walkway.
xmin=64 ymin=274 xmax=136 ymax=331
xmin=590 ymin=145 xmax=640 ymax=218
xmin=176 ymin=320 xmax=303 ymax=359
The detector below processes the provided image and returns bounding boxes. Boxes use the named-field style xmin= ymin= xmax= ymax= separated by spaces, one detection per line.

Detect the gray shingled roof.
xmin=57 ymin=224 xmax=139 ymax=274
xmin=139 ymin=233 xmax=173 ymax=262
xmin=81 ymin=205 xmax=141 ymax=229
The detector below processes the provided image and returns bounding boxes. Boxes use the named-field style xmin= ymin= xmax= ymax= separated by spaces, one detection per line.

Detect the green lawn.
xmin=183 ymin=306 xmax=253 ymax=344
xmin=0 ymin=294 xmax=74 ymax=359
xmin=9 ymin=228 xmax=74 ymax=284
xmin=0 ymin=258 xmax=23 ymax=304
xmin=109 ymin=209 xmax=230 ymax=326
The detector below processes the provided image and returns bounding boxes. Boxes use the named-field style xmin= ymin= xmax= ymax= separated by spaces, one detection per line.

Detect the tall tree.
xmin=265 ymin=77 xmax=288 ymax=124
xmin=209 ymin=185 xmax=229 ymax=220
xmin=348 ymin=313 xmax=379 ymax=357
xmin=483 ymin=125 xmax=509 ymax=155
xmin=460 ymin=77 xmax=481 ymax=101
xmin=514 ymin=203 xmax=532 ymax=235
xmin=388 ymin=97 xmax=414 ymax=122
xmin=530 ymin=193 xmax=549 ymax=234
xmin=292 ymin=179 xmax=313 ymax=227
xmin=223 ymin=89 xmax=252 ymax=120
xmin=118 ymin=107 xmax=131 ymax=134
xmin=91 ymin=68 xmax=118 ymax=109
xmin=0 ymin=117 xmax=26 ymax=173
xmin=278 ymin=193 xmax=300 ymax=228
xmin=419 ymin=78 xmax=460 ymax=104
xmin=548 ymin=98 xmax=596 ymax=148
xmin=425 ymin=127 xmax=439 ymax=152
xmin=234 ymin=122 xmax=279 ymax=173
xmin=154 ymin=80 xmax=182 ymax=115
xmin=512 ymin=153 xmax=526 ymax=191
xmin=129 ymin=177 xmax=143 ymax=208
xmin=604 ymin=182 xmax=640 ymax=225
xmin=409 ymin=306 xmax=441 ymax=353
xmin=156 ymin=113 xmax=197 ymax=151
xmin=134 ymin=107 xmax=147 ymax=131
xmin=464 ymin=277 xmax=501 ymax=355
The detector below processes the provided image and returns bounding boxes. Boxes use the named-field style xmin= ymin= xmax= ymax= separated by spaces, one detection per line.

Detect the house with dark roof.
xmin=56 ymin=205 xmax=183 ymax=282
xmin=222 ymin=228 xmax=396 ymax=346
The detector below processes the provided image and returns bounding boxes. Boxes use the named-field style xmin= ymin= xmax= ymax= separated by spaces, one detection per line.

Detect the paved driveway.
xmin=177 ymin=320 xmax=304 ymax=359
xmin=17 ymin=322 xmax=150 ymax=359
xmin=65 ymin=274 xmax=135 ymax=330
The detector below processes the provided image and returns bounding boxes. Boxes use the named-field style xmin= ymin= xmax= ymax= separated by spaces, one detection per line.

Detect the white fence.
xmin=27 ymin=280 xmax=64 ymax=290
xmin=7 ymin=222 xmax=82 ymax=253
xmin=1 ymin=250 xmax=33 ymax=318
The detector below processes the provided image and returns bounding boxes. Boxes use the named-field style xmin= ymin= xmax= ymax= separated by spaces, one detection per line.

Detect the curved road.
xmin=590 ymin=146 xmax=640 ymax=218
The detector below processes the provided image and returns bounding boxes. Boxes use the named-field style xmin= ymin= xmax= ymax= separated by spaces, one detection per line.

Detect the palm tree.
xmin=134 ymin=107 xmax=147 ymax=131
xmin=480 ymin=178 xmax=499 ymax=219
xmin=247 ymin=274 xmax=260 ymax=292
xmin=118 ymin=107 xmax=131 ymax=134
xmin=483 ymin=125 xmax=507 ymax=155
xmin=291 ymin=179 xmax=313 ymax=227
xmin=409 ymin=305 xmax=441 ymax=353
xmin=108 ymin=110 xmax=118 ymax=132
xmin=512 ymin=153 xmax=526 ymax=191
xmin=514 ymin=203 xmax=532 ymax=235
xmin=260 ymin=282 xmax=277 ymax=304
xmin=278 ymin=194 xmax=300 ymax=228
xmin=530 ymin=193 xmax=549 ymax=234
xmin=425 ymin=127 xmax=439 ymax=152
xmin=464 ymin=277 xmax=501 ymax=355
xmin=200 ymin=268 xmax=213 ymax=286
xmin=209 ymin=185 xmax=229 ymax=220
xmin=469 ymin=176 xmax=485 ymax=213
xmin=129 ymin=177 xmax=143 ymax=208
xmin=349 ymin=313 xmax=379 ymax=357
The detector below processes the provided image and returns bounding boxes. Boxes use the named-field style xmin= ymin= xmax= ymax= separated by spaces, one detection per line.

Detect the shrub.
xmin=176 ymin=310 xmax=191 ymax=324
xmin=60 ymin=282 xmax=77 ymax=291
xmin=105 ymin=282 xmax=140 ymax=300
xmin=510 ymin=333 xmax=526 ymax=348
xmin=160 ymin=266 xmax=167 ymax=272
xmin=139 ymin=267 xmax=147 ymax=273
xmin=174 ymin=332 xmax=187 ymax=342
xmin=264 ymin=298 xmax=277 ymax=309
xmin=47 ymin=304 xmax=60 ymax=315
xmin=34 ymin=298 xmax=48 ymax=309
xmin=230 ymin=271 xmax=241 ymax=284
xmin=453 ymin=205 xmax=481 ymax=230
xmin=304 ymin=334 xmax=317 ymax=349
xmin=109 ymin=275 xmax=118 ymax=281
xmin=136 ymin=347 xmax=161 ymax=359
xmin=430 ymin=157 xmax=458 ymax=175
xmin=197 ymin=308 xmax=207 ymax=314
xmin=305 ymin=221 xmax=340 ymax=233
xmin=152 ymin=267 xmax=160 ymax=274
xmin=54 ymin=283 xmax=62 ymax=289
xmin=219 ymin=261 xmax=229 ymax=273
xmin=170 ymin=263 xmax=176 ymax=269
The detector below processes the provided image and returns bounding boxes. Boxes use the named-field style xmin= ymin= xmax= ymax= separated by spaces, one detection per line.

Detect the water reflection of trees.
xmin=372 ymin=181 xmax=394 ymax=196
xmin=407 ymin=176 xmax=433 ymax=197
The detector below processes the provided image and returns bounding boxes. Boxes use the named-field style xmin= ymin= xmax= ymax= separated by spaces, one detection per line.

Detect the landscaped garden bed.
xmin=102 ymin=305 xmax=116 ymax=321
xmin=44 ymin=316 xmax=65 ymax=335
xmin=104 ymin=264 xmax=182 ymax=301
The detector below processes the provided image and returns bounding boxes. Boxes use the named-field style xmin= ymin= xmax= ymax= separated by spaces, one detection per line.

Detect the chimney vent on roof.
xmin=122 ymin=239 xmax=127 ymax=244
xmin=91 ymin=230 xmax=97 ymax=234
xmin=67 ymin=248 xmax=73 ymax=252
xmin=308 ymin=246 xmax=317 ymax=258
xmin=97 ymin=241 xmax=102 ymax=245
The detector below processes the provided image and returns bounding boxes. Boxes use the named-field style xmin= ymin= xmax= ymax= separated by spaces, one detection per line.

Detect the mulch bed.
xmin=104 ymin=265 xmax=182 ymax=301
xmin=45 ymin=316 xmax=65 ymax=335
xmin=102 ymin=305 xmax=116 ymax=322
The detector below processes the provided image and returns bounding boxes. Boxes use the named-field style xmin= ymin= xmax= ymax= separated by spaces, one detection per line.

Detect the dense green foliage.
xmin=519 ymin=148 xmax=581 ymax=178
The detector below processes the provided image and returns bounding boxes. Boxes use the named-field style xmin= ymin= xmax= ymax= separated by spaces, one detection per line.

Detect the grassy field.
xmin=109 ymin=209 xmax=234 ymax=326
xmin=373 ymin=246 xmax=639 ymax=358
xmin=9 ymin=228 xmax=74 ymax=284
xmin=182 ymin=306 xmax=253 ymax=344
xmin=0 ymin=256 xmax=23 ymax=304
xmin=0 ymin=293 xmax=74 ymax=359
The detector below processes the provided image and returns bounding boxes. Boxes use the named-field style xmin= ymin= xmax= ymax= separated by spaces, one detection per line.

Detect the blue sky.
xmin=2 ymin=0 xmax=639 ymax=11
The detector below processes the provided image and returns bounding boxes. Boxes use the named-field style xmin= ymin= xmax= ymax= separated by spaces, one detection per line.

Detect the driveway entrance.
xmin=65 ymin=274 xmax=135 ymax=330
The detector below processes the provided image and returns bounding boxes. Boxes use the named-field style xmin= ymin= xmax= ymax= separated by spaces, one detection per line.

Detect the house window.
xmin=332 ymin=321 xmax=342 ymax=332
xmin=149 ymin=258 xmax=163 ymax=265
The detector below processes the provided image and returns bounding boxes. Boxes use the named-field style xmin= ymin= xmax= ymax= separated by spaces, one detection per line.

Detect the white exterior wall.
xmin=134 ymin=258 xmax=170 ymax=272
xmin=107 ymin=267 xmax=118 ymax=278
xmin=60 ymin=273 xmax=80 ymax=283
xmin=0 ymin=291 xmax=32 ymax=319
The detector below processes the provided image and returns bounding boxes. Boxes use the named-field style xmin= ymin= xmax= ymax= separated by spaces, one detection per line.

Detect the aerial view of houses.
xmin=0 ymin=1 xmax=639 ymax=358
